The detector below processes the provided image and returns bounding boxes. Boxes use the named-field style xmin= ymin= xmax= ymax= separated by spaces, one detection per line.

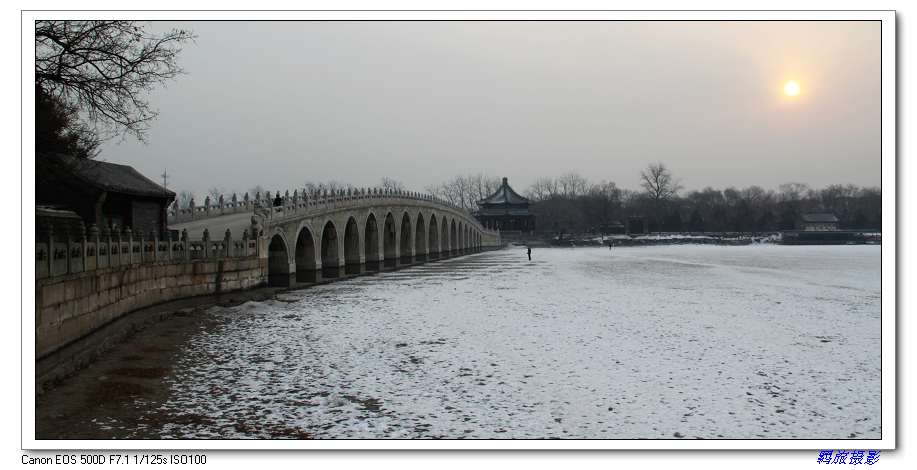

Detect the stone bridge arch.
xmin=267 ymin=230 xmax=292 ymax=287
xmin=441 ymin=216 xmax=449 ymax=255
xmin=399 ymin=212 xmax=413 ymax=265
xmin=321 ymin=220 xmax=340 ymax=278
xmin=365 ymin=213 xmax=380 ymax=271
xmin=450 ymin=220 xmax=457 ymax=256
xmin=459 ymin=222 xmax=466 ymax=253
xmin=414 ymin=212 xmax=427 ymax=262
xmin=254 ymin=192 xmax=499 ymax=286
xmin=383 ymin=212 xmax=398 ymax=268
xmin=344 ymin=216 xmax=361 ymax=275
xmin=295 ymin=224 xmax=317 ymax=283
xmin=428 ymin=213 xmax=439 ymax=260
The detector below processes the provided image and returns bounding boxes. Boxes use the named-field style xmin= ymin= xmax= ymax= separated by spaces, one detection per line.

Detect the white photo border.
xmin=20 ymin=9 xmax=896 ymax=451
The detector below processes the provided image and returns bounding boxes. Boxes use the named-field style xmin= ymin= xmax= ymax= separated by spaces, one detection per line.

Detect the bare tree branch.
xmin=35 ymin=21 xmax=195 ymax=143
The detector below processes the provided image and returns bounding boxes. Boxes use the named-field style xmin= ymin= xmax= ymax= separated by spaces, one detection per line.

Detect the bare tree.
xmin=379 ymin=177 xmax=405 ymax=192
xmin=640 ymin=163 xmax=682 ymax=231
xmin=176 ymin=190 xmax=195 ymax=209
xmin=467 ymin=173 xmax=501 ymax=202
xmin=426 ymin=174 xmax=485 ymax=210
xmin=35 ymin=21 xmax=195 ymax=143
xmin=526 ymin=177 xmax=559 ymax=202
xmin=640 ymin=163 xmax=682 ymax=203
xmin=778 ymin=182 xmax=812 ymax=203
xmin=557 ymin=172 xmax=590 ymax=198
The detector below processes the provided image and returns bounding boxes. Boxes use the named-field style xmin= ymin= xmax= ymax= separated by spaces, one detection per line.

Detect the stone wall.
xmin=36 ymin=256 xmax=266 ymax=384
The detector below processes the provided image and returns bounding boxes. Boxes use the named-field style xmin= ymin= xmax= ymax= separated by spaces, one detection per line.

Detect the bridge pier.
xmin=365 ymin=259 xmax=381 ymax=271
xmin=322 ymin=264 xmax=342 ymax=279
xmin=296 ymin=269 xmax=318 ymax=284
xmin=344 ymin=262 xmax=364 ymax=276
xmin=271 ymin=271 xmax=296 ymax=287
xmin=295 ymin=259 xmax=320 ymax=284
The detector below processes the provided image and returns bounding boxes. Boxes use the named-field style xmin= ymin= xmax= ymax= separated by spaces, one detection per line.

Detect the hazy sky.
xmin=98 ymin=21 xmax=881 ymax=197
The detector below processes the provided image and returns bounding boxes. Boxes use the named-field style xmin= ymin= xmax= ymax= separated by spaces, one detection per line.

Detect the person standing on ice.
xmin=527 ymin=246 xmax=532 ymax=261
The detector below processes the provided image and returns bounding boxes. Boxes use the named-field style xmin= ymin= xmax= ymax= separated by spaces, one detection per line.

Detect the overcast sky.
xmin=98 ymin=21 xmax=881 ymax=197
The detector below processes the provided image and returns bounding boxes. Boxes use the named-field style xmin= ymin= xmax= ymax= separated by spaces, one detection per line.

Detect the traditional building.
xmin=798 ymin=212 xmax=839 ymax=231
xmin=474 ymin=177 xmax=534 ymax=232
xmin=37 ymin=153 xmax=175 ymax=237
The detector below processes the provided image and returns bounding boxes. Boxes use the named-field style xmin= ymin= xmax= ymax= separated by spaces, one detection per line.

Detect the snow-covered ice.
xmin=151 ymin=245 xmax=881 ymax=439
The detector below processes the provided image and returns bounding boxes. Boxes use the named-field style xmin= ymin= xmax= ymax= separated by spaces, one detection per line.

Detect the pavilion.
xmin=474 ymin=177 xmax=534 ymax=233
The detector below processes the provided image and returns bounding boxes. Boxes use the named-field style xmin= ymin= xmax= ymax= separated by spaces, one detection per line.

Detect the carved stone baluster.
xmin=103 ymin=225 xmax=112 ymax=267
xmin=44 ymin=223 xmax=54 ymax=277
xmin=224 ymin=229 xmax=232 ymax=257
xmin=166 ymin=229 xmax=173 ymax=261
xmin=250 ymin=218 xmax=261 ymax=257
xmin=202 ymin=228 xmax=211 ymax=259
xmin=88 ymin=223 xmax=99 ymax=271
xmin=64 ymin=225 xmax=73 ymax=274
xmin=181 ymin=229 xmax=190 ymax=261
xmin=151 ymin=231 xmax=158 ymax=262
xmin=78 ymin=221 xmax=87 ymax=272
xmin=137 ymin=229 xmax=146 ymax=263
xmin=122 ymin=226 xmax=132 ymax=265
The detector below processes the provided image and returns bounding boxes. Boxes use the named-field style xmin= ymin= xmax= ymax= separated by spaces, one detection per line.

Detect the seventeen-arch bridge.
xmin=170 ymin=188 xmax=502 ymax=287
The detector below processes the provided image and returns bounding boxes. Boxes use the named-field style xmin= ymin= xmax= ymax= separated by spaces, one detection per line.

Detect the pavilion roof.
xmin=477 ymin=177 xmax=530 ymax=206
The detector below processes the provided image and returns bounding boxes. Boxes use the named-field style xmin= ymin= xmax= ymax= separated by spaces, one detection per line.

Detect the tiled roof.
xmin=41 ymin=153 xmax=175 ymax=199
xmin=477 ymin=177 xmax=530 ymax=206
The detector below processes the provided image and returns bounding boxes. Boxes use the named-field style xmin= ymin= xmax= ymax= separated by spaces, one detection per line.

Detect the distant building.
xmin=474 ymin=177 xmax=534 ymax=232
xmin=798 ymin=212 xmax=839 ymax=231
xmin=599 ymin=220 xmax=626 ymax=235
xmin=37 ymin=153 xmax=176 ymax=237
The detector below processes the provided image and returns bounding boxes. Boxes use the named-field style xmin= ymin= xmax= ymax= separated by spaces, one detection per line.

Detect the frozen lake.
xmin=152 ymin=245 xmax=881 ymax=439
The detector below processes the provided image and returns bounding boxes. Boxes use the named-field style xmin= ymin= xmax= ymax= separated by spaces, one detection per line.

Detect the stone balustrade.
xmin=167 ymin=187 xmax=469 ymax=224
xmin=36 ymin=222 xmax=258 ymax=280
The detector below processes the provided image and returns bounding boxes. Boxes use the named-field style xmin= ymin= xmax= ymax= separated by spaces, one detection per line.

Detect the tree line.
xmin=424 ymin=164 xmax=881 ymax=235
xmin=522 ymin=164 xmax=881 ymax=234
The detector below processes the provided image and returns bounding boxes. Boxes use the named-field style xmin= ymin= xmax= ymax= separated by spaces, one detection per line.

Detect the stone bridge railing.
xmin=35 ymin=223 xmax=259 ymax=280
xmin=168 ymin=187 xmax=470 ymax=224
xmin=40 ymin=185 xmax=496 ymax=281
xmin=255 ymin=187 xmax=478 ymax=226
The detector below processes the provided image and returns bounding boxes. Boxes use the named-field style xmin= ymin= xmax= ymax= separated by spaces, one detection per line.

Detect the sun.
xmin=783 ymin=80 xmax=801 ymax=97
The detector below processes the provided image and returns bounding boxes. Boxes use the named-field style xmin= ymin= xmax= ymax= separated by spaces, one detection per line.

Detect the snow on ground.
xmin=149 ymin=245 xmax=881 ymax=439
